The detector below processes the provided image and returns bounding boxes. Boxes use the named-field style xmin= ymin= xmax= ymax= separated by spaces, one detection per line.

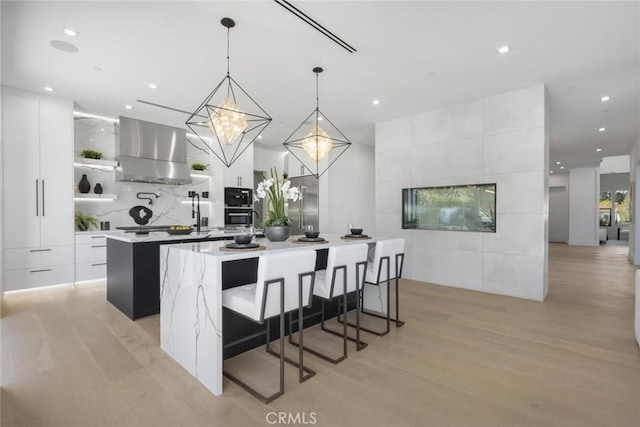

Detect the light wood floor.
xmin=1 ymin=243 xmax=639 ymax=427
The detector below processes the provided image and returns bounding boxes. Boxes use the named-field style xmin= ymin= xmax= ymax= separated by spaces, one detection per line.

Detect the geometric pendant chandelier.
xmin=186 ymin=17 xmax=272 ymax=168
xmin=283 ymin=67 xmax=351 ymax=179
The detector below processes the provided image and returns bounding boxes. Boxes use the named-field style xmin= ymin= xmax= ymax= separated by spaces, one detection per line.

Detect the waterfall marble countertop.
xmin=160 ymin=233 xmax=389 ymax=396
xmin=104 ymin=228 xmax=258 ymax=243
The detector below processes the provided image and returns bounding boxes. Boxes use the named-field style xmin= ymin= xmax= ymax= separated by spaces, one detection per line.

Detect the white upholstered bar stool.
xmin=221 ymin=250 xmax=316 ymax=403
xmin=358 ymin=238 xmax=405 ymax=337
xmin=290 ymin=243 xmax=369 ymax=364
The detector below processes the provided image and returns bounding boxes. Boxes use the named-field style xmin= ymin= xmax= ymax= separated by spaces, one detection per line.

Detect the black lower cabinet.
xmin=106 ymin=236 xmax=231 ymax=320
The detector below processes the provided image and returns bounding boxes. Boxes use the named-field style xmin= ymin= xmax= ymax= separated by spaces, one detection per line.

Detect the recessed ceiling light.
xmin=497 ymin=45 xmax=510 ymax=54
xmin=596 ymin=148 xmax=602 ymax=152
xmin=600 ymin=96 xmax=610 ymax=102
xmin=100 ymin=128 xmax=105 ymax=132
xmin=560 ymin=166 xmax=565 ymax=170
xmin=64 ymin=28 xmax=78 ymax=37
xmin=149 ymin=83 xmax=158 ymax=90
xmin=556 ymin=161 xmax=561 ymax=165
xmin=44 ymin=86 xmax=54 ymax=92
xmin=372 ymin=99 xmax=380 ymax=105
xmin=257 ymin=135 xmax=263 ymax=139
xmin=599 ymin=127 xmax=606 ymax=132
xmin=125 ymin=105 xmax=132 ymax=110
xmin=550 ymin=171 xmax=554 ymax=174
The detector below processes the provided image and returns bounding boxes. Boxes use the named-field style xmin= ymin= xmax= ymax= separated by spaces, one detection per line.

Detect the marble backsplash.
xmin=74 ymin=116 xmax=219 ymax=229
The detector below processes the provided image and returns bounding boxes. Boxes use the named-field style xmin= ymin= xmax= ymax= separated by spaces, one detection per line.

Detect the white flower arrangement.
xmin=254 ymin=168 xmax=301 ymax=227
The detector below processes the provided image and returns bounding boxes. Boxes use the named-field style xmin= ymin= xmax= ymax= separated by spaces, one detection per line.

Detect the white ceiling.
xmin=2 ymin=1 xmax=639 ymax=173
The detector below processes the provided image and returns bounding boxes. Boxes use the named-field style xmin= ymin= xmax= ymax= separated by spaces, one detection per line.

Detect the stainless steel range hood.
xmin=115 ymin=116 xmax=192 ymax=185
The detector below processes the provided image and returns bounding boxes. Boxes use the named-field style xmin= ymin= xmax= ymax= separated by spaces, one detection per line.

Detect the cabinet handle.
xmin=91 ymin=236 xmax=104 ymax=239
xmin=35 ymin=179 xmax=39 ymax=216
xmin=91 ymin=263 xmax=107 ymax=267
xmin=30 ymin=269 xmax=52 ymax=273
xmin=90 ymin=245 xmax=106 ymax=248
xmin=301 ymin=165 xmax=304 ymax=175
xmin=42 ymin=180 xmax=45 ymax=216
xmin=228 ymin=213 xmax=249 ymax=217
xmin=30 ymin=248 xmax=52 ymax=252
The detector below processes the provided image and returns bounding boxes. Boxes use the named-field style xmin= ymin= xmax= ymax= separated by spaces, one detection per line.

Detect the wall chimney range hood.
xmin=116 ymin=116 xmax=192 ymax=185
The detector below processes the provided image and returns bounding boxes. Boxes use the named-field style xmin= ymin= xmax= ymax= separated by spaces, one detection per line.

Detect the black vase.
xmin=78 ymin=174 xmax=90 ymax=194
xmin=94 ymin=183 xmax=103 ymax=195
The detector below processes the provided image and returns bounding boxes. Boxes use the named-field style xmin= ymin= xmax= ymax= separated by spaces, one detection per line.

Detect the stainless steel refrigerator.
xmin=288 ymin=175 xmax=319 ymax=234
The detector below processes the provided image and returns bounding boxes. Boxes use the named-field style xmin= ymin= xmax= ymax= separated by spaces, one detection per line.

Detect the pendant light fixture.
xmin=283 ymin=67 xmax=351 ymax=179
xmin=186 ymin=17 xmax=272 ymax=168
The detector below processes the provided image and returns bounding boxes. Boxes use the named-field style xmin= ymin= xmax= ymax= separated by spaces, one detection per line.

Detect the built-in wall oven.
xmin=224 ymin=207 xmax=253 ymax=227
xmin=224 ymin=187 xmax=254 ymax=227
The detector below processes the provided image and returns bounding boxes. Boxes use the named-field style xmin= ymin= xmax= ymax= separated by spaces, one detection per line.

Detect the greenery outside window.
xmin=402 ymin=183 xmax=496 ymax=232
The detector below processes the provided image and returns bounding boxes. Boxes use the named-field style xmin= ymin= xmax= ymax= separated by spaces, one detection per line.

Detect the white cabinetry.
xmin=223 ymin=145 xmax=254 ymax=189
xmin=287 ymin=155 xmax=307 ymax=178
xmin=2 ymin=91 xmax=74 ymax=292
xmin=74 ymin=233 xmax=107 ymax=281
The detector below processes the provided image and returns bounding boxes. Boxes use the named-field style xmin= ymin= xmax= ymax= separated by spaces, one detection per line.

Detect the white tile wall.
xmin=375 ymin=84 xmax=548 ymax=301
xmin=483 ymin=85 xmax=545 ymax=135
xmin=411 ymin=100 xmax=483 ymax=146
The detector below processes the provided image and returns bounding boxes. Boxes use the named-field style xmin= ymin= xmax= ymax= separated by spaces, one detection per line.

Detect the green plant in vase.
xmin=80 ymin=149 xmax=103 ymax=160
xmin=191 ymin=163 xmax=208 ymax=171
xmin=254 ymin=168 xmax=300 ymax=241
xmin=75 ymin=211 xmax=99 ymax=231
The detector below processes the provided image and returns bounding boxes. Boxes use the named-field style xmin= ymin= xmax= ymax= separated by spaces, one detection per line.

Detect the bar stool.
xmin=359 ymin=238 xmax=405 ymax=336
xmin=290 ymin=243 xmax=369 ymax=364
xmin=221 ymin=250 xmax=316 ymax=403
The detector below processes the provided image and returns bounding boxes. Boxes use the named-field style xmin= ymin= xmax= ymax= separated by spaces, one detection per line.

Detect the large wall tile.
xmin=376 ymin=213 xmax=412 ymax=244
xmin=375 ymin=117 xmax=411 ymax=153
xmin=375 ymin=181 xmax=409 ymax=214
xmin=483 ymin=253 xmax=545 ymax=300
xmin=485 ymin=171 xmax=546 ymax=214
xmin=411 ymin=229 xmax=484 ymax=252
xmin=483 ymin=127 xmax=545 ymax=175
xmin=484 ymin=84 xmax=545 ymax=134
xmin=411 ymin=100 xmax=483 ymax=146
xmin=409 ymin=247 xmax=483 ymax=291
xmin=376 ymin=148 xmax=411 ymax=183
xmin=411 ymin=138 xmax=483 ymax=181
xmin=484 ymin=213 xmax=545 ymax=256
xmin=375 ymin=85 xmax=547 ymax=301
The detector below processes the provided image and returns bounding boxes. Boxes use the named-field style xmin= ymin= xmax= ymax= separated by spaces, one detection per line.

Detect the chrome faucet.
xmin=191 ymin=193 xmax=201 ymax=233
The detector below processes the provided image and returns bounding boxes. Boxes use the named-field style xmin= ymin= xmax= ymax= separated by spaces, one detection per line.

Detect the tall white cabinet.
xmin=2 ymin=90 xmax=74 ymax=293
xmin=223 ymin=145 xmax=254 ymax=189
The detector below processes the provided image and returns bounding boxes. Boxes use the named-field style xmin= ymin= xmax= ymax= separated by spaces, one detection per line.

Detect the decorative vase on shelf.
xmin=263 ymin=226 xmax=291 ymax=242
xmin=94 ymin=183 xmax=103 ymax=195
xmin=78 ymin=174 xmax=91 ymax=194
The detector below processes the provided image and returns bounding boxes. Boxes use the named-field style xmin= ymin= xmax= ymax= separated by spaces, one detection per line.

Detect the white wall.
xmin=629 ymin=134 xmax=640 ymax=263
xmin=325 ymin=142 xmax=375 ymax=235
xmin=376 ymin=84 xmax=548 ymax=301
xmin=568 ymin=167 xmax=599 ymax=246
xmin=549 ymin=174 xmax=569 ymax=243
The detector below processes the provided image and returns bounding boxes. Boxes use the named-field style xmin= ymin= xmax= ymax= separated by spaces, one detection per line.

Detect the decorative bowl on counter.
xmin=349 ymin=228 xmax=363 ymax=235
xmin=167 ymin=226 xmax=194 ymax=235
xmin=304 ymin=231 xmax=320 ymax=239
xmin=234 ymin=234 xmax=253 ymax=245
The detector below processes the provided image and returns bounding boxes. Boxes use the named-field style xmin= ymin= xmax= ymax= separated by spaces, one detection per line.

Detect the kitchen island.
xmin=105 ymin=229 xmax=258 ymax=320
xmin=160 ymin=234 xmax=390 ymax=396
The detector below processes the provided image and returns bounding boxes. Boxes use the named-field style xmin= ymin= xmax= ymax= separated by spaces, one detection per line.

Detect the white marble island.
xmin=160 ymin=234 xmax=389 ymax=396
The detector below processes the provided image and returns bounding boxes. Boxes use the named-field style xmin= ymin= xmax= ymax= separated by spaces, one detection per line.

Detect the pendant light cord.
xmin=316 ymin=72 xmax=319 ymax=111
xmin=226 ymin=26 xmax=230 ymax=76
